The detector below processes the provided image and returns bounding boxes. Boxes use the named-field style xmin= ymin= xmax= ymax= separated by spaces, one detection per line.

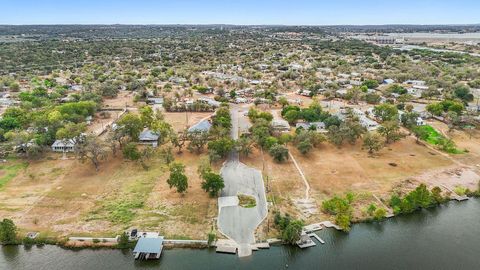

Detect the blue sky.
xmin=2 ymin=0 xmax=479 ymax=25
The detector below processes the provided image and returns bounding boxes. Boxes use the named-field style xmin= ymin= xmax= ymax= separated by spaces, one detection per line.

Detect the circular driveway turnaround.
xmin=217 ymin=107 xmax=268 ymax=257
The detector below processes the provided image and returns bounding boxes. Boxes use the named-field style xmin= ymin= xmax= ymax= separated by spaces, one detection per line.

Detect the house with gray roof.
xmin=188 ymin=119 xmax=212 ymax=133
xmin=51 ymin=139 xmax=76 ymax=152
xmin=138 ymin=129 xmax=160 ymax=148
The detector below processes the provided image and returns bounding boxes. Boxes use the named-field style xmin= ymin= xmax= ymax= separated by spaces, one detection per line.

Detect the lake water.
xmin=1 ymin=199 xmax=479 ymax=270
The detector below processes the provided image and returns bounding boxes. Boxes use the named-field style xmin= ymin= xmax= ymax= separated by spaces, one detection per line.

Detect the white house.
xmin=51 ymin=139 xmax=76 ymax=152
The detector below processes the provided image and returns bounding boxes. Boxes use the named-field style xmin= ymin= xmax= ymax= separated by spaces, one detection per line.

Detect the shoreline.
xmin=6 ymin=196 xmax=478 ymax=252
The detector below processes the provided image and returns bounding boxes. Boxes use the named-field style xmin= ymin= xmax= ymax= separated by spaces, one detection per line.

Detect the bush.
xmin=117 ymin=232 xmax=130 ymax=249
xmin=389 ymin=184 xmax=435 ymax=215
xmin=207 ymin=232 xmax=216 ymax=246
xmin=321 ymin=193 xmax=354 ymax=231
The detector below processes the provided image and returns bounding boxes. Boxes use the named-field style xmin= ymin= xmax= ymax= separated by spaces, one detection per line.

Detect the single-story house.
xmin=198 ymin=97 xmax=221 ymax=108
xmin=51 ymin=139 xmax=76 ymax=152
xmin=272 ymin=119 xmax=291 ymax=132
xmin=404 ymin=80 xmax=426 ymax=86
xmin=146 ymin=97 xmax=164 ymax=105
xmin=296 ymin=122 xmax=327 ymax=132
xmin=188 ymin=119 xmax=212 ymax=133
xmin=138 ymin=130 xmax=160 ymax=148
xmin=296 ymin=90 xmax=311 ymax=97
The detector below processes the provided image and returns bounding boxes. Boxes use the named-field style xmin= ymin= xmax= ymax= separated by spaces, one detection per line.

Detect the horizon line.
xmin=1 ymin=23 xmax=480 ymax=27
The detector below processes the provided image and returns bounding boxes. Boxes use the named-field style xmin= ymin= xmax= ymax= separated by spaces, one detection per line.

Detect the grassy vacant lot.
xmin=0 ymin=159 xmax=28 ymax=190
xmin=0 ymin=150 xmax=216 ymax=240
xmin=245 ymin=135 xmax=456 ymax=227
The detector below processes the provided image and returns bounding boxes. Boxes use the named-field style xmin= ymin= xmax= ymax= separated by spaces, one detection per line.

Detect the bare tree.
xmin=76 ymin=135 xmax=108 ymax=171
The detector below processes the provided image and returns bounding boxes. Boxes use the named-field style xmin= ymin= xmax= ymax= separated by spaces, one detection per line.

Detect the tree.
xmin=365 ymin=93 xmax=381 ymax=104
xmin=284 ymin=109 xmax=299 ymax=124
xmin=167 ymin=162 xmax=188 ymax=194
xmin=362 ymin=79 xmax=379 ymax=89
xmin=453 ymin=85 xmax=474 ymax=104
xmin=378 ymin=120 xmax=402 ymax=144
xmin=345 ymin=87 xmax=362 ymax=104
xmin=122 ymin=142 xmax=141 ymax=161
xmin=401 ymin=111 xmax=420 ymax=129
xmin=412 ymin=126 xmax=429 ymax=143
xmin=139 ymin=106 xmax=155 ymax=128
xmin=98 ymin=82 xmax=119 ymax=97
xmin=76 ymin=135 xmax=108 ymax=171
xmin=344 ymin=119 xmax=366 ymax=144
xmin=207 ymin=137 xmax=235 ymax=161
xmin=170 ymin=131 xmax=188 ymax=154
xmin=160 ymin=146 xmax=175 ymax=164
xmin=426 ymin=102 xmax=444 ymax=116
xmin=297 ymin=139 xmax=313 ymax=155
xmin=373 ymin=208 xmax=387 ymax=220
xmin=327 ymin=124 xmax=346 ymax=147
xmin=431 ymin=186 xmax=444 ymax=204
xmin=201 ymin=171 xmax=225 ymax=197
xmin=236 ymin=136 xmax=253 ymax=157
xmin=56 ymin=122 xmax=86 ymax=142
xmin=106 ymin=132 xmax=119 ymax=156
xmin=362 ymin=132 xmax=384 ymax=155
xmin=117 ymin=232 xmax=130 ymax=249
xmin=187 ymin=131 xmax=209 ymax=154
xmin=278 ymin=96 xmax=289 ymax=108
xmin=269 ymin=144 xmax=289 ymax=163
xmin=117 ymin=113 xmax=143 ymax=141
xmin=373 ymin=104 xmax=398 ymax=122
xmin=282 ymin=220 xmax=304 ymax=245
xmin=0 ymin=219 xmax=17 ymax=244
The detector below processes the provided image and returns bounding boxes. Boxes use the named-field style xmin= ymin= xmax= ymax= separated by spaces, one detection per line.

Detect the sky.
xmin=2 ymin=0 xmax=480 ymax=25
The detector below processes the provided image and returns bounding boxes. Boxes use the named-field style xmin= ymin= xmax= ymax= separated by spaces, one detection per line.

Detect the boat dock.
xmin=307 ymin=233 xmax=325 ymax=244
xmin=304 ymin=221 xmax=342 ymax=233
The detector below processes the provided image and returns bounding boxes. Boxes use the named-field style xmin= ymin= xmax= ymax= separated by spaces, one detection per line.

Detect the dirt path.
xmin=289 ymin=152 xmax=310 ymax=200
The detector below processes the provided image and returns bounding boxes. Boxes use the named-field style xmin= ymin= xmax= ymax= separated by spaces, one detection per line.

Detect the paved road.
xmin=217 ymin=106 xmax=267 ymax=257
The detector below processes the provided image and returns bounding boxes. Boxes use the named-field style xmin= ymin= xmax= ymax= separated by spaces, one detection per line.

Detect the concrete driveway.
xmin=217 ymin=106 xmax=268 ymax=257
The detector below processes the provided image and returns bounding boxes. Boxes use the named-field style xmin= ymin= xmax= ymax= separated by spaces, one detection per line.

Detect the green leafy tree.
xmin=117 ymin=232 xmax=130 ymax=249
xmin=282 ymin=220 xmax=304 ymax=245
xmin=362 ymin=132 xmax=384 ymax=154
xmin=117 ymin=113 xmax=143 ymax=141
xmin=373 ymin=104 xmax=398 ymax=122
xmin=167 ymin=162 xmax=188 ymax=194
xmin=269 ymin=144 xmax=289 ymax=163
xmin=201 ymin=171 xmax=225 ymax=197
xmin=187 ymin=131 xmax=209 ymax=154
xmin=207 ymin=138 xmax=235 ymax=161
xmin=0 ymin=219 xmax=17 ymax=244
xmin=378 ymin=120 xmax=402 ymax=144
xmin=236 ymin=137 xmax=253 ymax=157
xmin=122 ymin=142 xmax=141 ymax=161
xmin=373 ymin=208 xmax=387 ymax=220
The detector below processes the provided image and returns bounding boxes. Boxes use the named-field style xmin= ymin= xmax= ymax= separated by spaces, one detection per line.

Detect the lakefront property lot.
xmin=0 ymin=118 xmax=479 ymax=240
xmin=0 ymin=152 xmax=216 ymax=240
xmin=243 ymin=126 xmax=480 ymax=227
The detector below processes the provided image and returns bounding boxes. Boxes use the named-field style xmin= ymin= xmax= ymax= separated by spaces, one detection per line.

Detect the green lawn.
xmin=417 ymin=125 xmax=464 ymax=154
xmin=0 ymin=161 xmax=29 ymax=190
